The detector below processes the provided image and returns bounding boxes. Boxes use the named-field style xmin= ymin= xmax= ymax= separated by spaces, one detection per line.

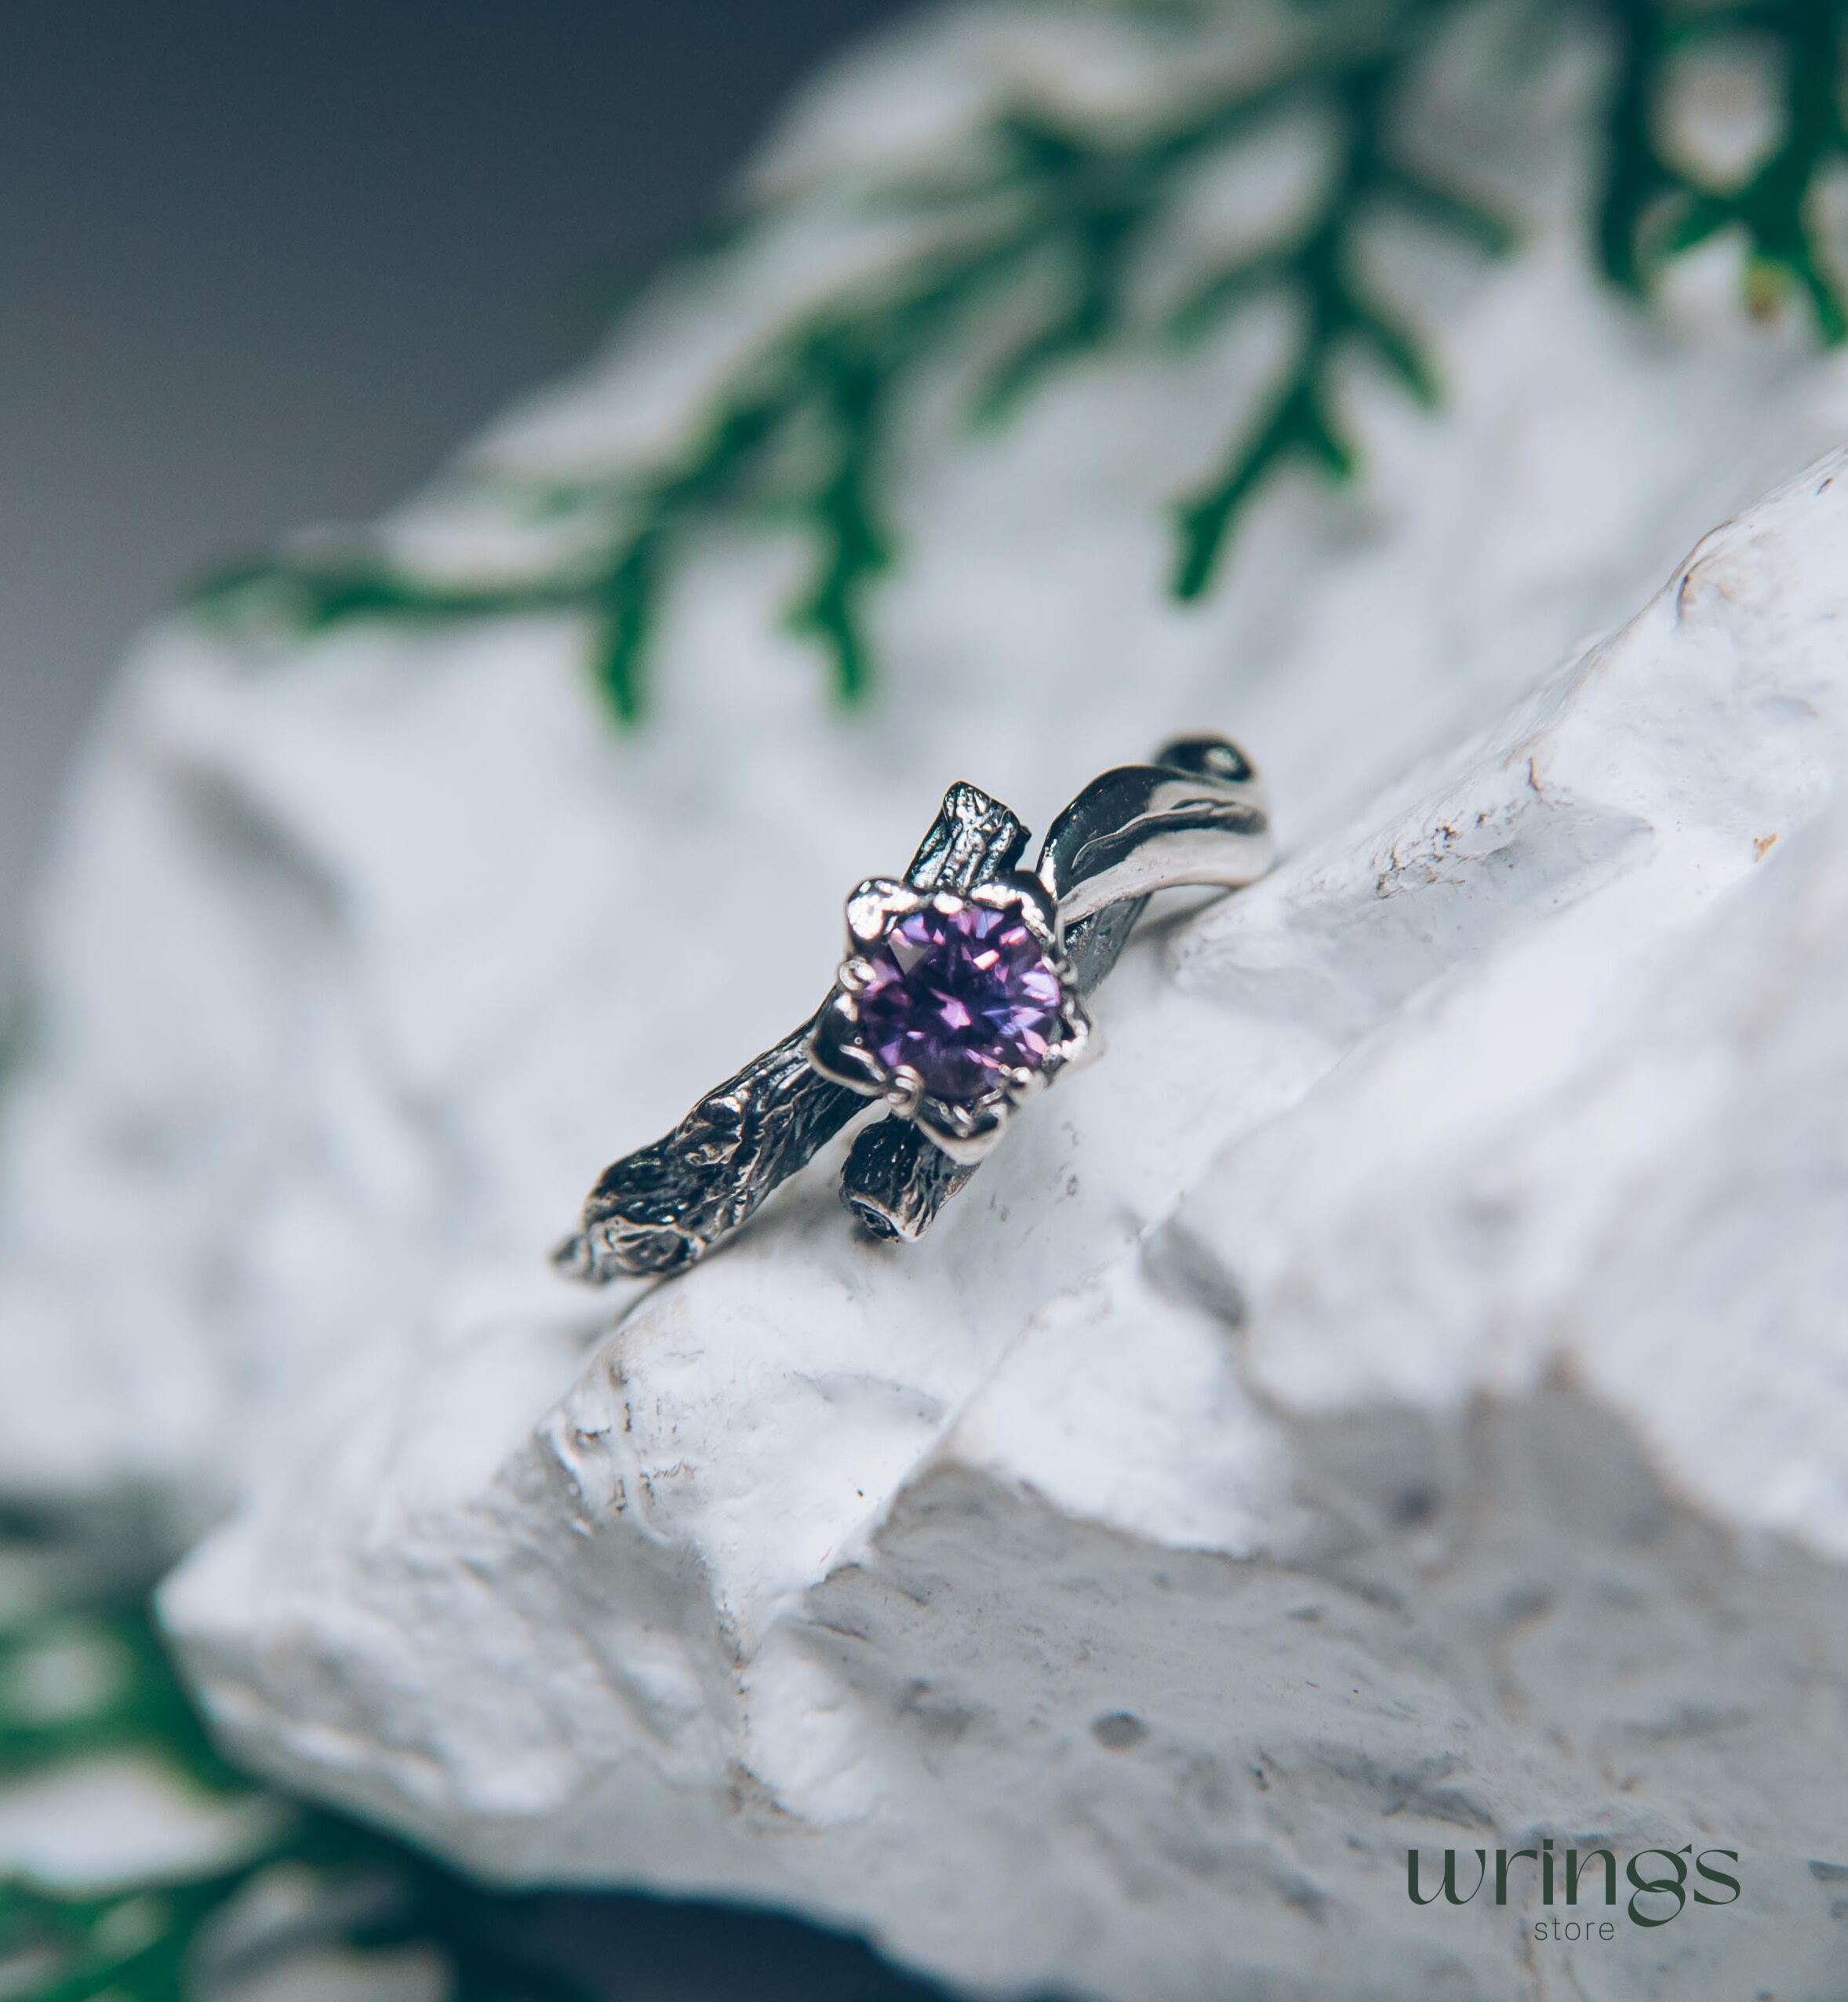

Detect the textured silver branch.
xmin=904 ymin=780 xmax=1030 ymax=892
xmin=1038 ymin=733 xmax=1269 ymax=926
xmin=553 ymin=1025 xmax=861 ymax=1279
xmin=558 ymin=737 xmax=1269 ymax=1277
xmin=555 ymin=783 xmax=1028 ymax=1280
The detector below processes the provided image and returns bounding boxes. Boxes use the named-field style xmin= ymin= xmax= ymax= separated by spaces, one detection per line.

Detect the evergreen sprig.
xmin=1599 ymin=0 xmax=1848 ymax=340
xmin=1167 ymin=26 xmax=1513 ymax=595
xmin=191 ymin=0 xmax=1846 ymax=723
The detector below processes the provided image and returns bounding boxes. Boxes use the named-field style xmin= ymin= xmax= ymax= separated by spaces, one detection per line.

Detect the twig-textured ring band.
xmin=556 ymin=735 xmax=1273 ymax=1280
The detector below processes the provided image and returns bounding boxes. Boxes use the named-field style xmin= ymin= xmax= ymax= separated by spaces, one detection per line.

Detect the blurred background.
xmin=1 ymin=6 xmax=962 ymax=1997
xmin=0 ymin=0 xmax=915 ymax=962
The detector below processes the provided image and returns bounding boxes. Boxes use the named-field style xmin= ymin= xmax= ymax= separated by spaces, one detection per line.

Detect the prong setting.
xmin=845 ymin=878 xmax=919 ymax=945
xmin=1003 ymin=1064 xmax=1046 ymax=1105
xmin=807 ymin=872 xmax=1092 ymax=1164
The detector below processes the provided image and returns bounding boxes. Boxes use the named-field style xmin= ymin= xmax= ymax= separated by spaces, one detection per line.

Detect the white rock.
xmin=5 ymin=5 xmax=1848 ymax=1997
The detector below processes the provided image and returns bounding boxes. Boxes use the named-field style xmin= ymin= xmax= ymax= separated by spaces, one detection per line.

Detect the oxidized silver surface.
xmin=555 ymin=735 xmax=1272 ymax=1281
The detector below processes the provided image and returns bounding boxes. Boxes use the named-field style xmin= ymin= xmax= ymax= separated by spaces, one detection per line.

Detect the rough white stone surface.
xmin=5 ymin=5 xmax=1848 ymax=1997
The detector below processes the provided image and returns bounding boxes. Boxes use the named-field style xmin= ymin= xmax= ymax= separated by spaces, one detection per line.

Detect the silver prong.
xmin=846 ymin=879 xmax=914 ymax=945
xmin=916 ymin=1094 xmax=1010 ymax=1165
xmin=1004 ymin=1065 xmax=1046 ymax=1105
xmin=1059 ymin=1010 xmax=1101 ymax=1072
xmin=971 ymin=876 xmax=1059 ymax=945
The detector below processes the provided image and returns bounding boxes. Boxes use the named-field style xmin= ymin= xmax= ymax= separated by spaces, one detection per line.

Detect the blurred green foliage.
xmin=195 ymin=0 xmax=1846 ymax=722
xmin=0 ymin=1539 xmax=586 ymax=2002
xmin=1599 ymin=0 xmax=1846 ymax=338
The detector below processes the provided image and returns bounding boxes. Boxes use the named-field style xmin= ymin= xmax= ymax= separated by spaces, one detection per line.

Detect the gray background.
xmin=0 ymin=0 xmax=914 ymax=959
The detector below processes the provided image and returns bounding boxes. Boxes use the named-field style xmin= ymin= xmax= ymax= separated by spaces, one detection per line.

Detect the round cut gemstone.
xmin=858 ymin=902 xmax=1065 ymax=1101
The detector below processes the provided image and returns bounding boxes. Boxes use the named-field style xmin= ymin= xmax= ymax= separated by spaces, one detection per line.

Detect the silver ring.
xmin=555 ymin=735 xmax=1273 ymax=1280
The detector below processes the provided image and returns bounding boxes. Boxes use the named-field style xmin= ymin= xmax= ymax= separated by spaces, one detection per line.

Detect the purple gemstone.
xmin=857 ymin=902 xmax=1065 ymax=1101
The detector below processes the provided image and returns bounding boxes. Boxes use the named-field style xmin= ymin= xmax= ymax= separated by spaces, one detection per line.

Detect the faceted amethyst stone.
xmin=858 ymin=902 xmax=1065 ymax=1101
